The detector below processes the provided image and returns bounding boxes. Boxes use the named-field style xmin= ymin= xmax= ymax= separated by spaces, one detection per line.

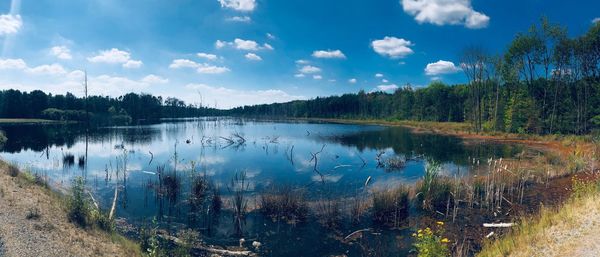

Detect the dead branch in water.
xmin=310 ymin=144 xmax=326 ymax=182
xmin=108 ymin=185 xmax=119 ymax=220
xmin=159 ymin=234 xmax=256 ymax=256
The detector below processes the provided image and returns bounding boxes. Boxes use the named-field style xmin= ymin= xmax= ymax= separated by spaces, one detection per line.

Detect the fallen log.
xmin=483 ymin=223 xmax=514 ymax=228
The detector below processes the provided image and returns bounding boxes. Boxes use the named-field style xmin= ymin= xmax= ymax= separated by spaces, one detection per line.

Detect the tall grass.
xmin=372 ymin=186 xmax=409 ymax=227
xmin=416 ymin=161 xmax=453 ymax=212
xmin=259 ymin=185 xmax=308 ymax=223
xmin=228 ymin=171 xmax=249 ymax=235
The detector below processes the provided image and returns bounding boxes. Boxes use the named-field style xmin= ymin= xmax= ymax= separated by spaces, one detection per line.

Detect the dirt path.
xmin=0 ymin=163 xmax=138 ymax=257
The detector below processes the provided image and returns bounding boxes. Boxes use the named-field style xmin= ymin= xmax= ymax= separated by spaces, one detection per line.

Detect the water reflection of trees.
xmin=0 ymin=124 xmax=161 ymax=153
xmin=322 ymin=127 xmax=523 ymax=165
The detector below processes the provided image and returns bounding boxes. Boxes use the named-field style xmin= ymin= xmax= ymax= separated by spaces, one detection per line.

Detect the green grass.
xmin=0 ymin=118 xmax=63 ymax=124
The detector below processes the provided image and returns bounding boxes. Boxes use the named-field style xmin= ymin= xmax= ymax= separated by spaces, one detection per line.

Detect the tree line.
xmin=231 ymin=18 xmax=600 ymax=135
xmin=0 ymin=90 xmax=223 ymax=124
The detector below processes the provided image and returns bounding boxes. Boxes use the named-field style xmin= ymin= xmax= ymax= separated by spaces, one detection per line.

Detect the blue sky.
xmin=0 ymin=0 xmax=598 ymax=109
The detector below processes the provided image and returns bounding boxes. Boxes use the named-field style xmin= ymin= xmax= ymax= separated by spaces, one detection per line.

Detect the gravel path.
xmin=0 ymin=163 xmax=137 ymax=257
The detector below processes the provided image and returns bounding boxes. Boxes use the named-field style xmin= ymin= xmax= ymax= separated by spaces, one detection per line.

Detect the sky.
xmin=0 ymin=0 xmax=599 ymax=109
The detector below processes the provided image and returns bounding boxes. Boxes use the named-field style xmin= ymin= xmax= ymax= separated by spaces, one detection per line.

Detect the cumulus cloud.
xmin=376 ymin=84 xmax=399 ymax=92
xmin=313 ymin=75 xmax=322 ymax=80
xmin=169 ymin=59 xmax=229 ymax=74
xmin=215 ymin=38 xmax=273 ymax=51
xmin=312 ymin=50 xmax=346 ymax=59
xmin=169 ymin=59 xmax=199 ymax=69
xmin=218 ymin=0 xmax=256 ymax=12
xmin=349 ymin=78 xmax=357 ymax=84
xmin=87 ymin=48 xmax=142 ymax=68
xmin=0 ymin=14 xmax=22 ymax=36
xmin=197 ymin=53 xmax=219 ymax=61
xmin=299 ymin=65 xmax=321 ymax=74
xmin=375 ymin=73 xmax=384 ymax=78
xmin=50 ymin=46 xmax=72 ymax=60
xmin=245 ymin=53 xmax=262 ymax=61
xmin=0 ymin=58 xmax=27 ymax=69
xmin=382 ymin=79 xmax=389 ymax=83
xmin=26 ymin=64 xmax=67 ymax=75
xmin=0 ymin=59 xmax=66 ymax=76
xmin=196 ymin=64 xmax=230 ymax=74
xmin=424 ymin=60 xmax=461 ymax=75
xmin=141 ymin=74 xmax=169 ymax=84
xmin=371 ymin=37 xmax=414 ymax=59
xmin=227 ymin=16 xmax=251 ymax=23
xmin=401 ymin=0 xmax=490 ymax=29
xmin=184 ymin=83 xmax=304 ymax=109
xmin=295 ymin=59 xmax=309 ymax=65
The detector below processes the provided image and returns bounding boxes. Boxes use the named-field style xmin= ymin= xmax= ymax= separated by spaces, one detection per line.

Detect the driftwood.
xmin=108 ymin=186 xmax=119 ymax=220
xmin=483 ymin=223 xmax=514 ymax=228
xmin=87 ymin=191 xmax=99 ymax=210
xmin=159 ymin=234 xmax=256 ymax=256
xmin=344 ymin=228 xmax=371 ymax=241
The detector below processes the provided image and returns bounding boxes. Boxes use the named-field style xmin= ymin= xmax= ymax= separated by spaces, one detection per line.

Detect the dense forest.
xmin=1 ymin=18 xmax=599 ymax=134
xmin=0 ymin=90 xmax=222 ymax=124
xmin=232 ymin=18 xmax=600 ymax=135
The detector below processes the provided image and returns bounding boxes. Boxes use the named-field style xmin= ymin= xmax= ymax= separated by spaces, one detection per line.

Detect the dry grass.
xmin=478 ymin=183 xmax=600 ymax=257
xmin=0 ymin=160 xmax=141 ymax=257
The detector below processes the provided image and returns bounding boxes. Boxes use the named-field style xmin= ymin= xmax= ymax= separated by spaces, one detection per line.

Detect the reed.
xmin=372 ymin=186 xmax=410 ymax=226
xmin=259 ymin=185 xmax=308 ymax=223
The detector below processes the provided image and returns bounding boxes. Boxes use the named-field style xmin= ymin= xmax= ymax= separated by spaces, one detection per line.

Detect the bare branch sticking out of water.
xmin=309 ymin=144 xmax=327 ymax=183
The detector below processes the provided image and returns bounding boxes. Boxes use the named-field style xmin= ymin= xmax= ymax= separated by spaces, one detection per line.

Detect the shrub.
xmin=412 ymin=223 xmax=450 ymax=257
xmin=7 ymin=163 xmax=19 ymax=177
xmin=372 ymin=186 xmax=409 ymax=226
xmin=68 ymin=176 xmax=90 ymax=227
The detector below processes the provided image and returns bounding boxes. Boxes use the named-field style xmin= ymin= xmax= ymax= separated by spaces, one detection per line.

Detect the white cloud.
xmin=0 ymin=14 xmax=22 ymax=36
xmin=312 ymin=50 xmax=346 ymax=59
xmin=371 ymin=37 xmax=414 ymax=59
xmin=0 ymin=59 xmax=66 ymax=76
xmin=382 ymin=79 xmax=389 ymax=83
xmin=170 ymin=59 xmax=199 ymax=69
xmin=227 ymin=16 xmax=252 ymax=23
xmin=26 ymin=64 xmax=67 ymax=75
xmin=245 ymin=53 xmax=262 ymax=61
xmin=328 ymin=79 xmax=336 ymax=83
xmin=349 ymin=78 xmax=357 ymax=84
xmin=593 ymin=18 xmax=600 ymax=24
xmin=401 ymin=0 xmax=490 ymax=29
xmin=296 ymin=59 xmax=309 ymax=65
xmin=50 ymin=46 xmax=72 ymax=60
xmin=87 ymin=48 xmax=142 ymax=68
xmin=197 ymin=63 xmax=230 ymax=74
xmin=375 ymin=73 xmax=384 ymax=78
xmin=267 ymin=33 xmax=276 ymax=40
xmin=425 ymin=60 xmax=461 ymax=75
xmin=184 ymin=83 xmax=304 ymax=109
xmin=313 ymin=75 xmax=322 ymax=80
xmin=377 ymin=84 xmax=399 ymax=91
xmin=299 ymin=65 xmax=321 ymax=74
xmin=294 ymin=73 xmax=305 ymax=78
xmin=0 ymin=58 xmax=27 ymax=69
xmin=90 ymin=75 xmax=149 ymax=96
xmin=141 ymin=74 xmax=169 ymax=84
xmin=215 ymin=38 xmax=273 ymax=51
xmin=218 ymin=0 xmax=256 ymax=12
xmin=123 ymin=60 xmax=143 ymax=69
xmin=197 ymin=53 xmax=219 ymax=61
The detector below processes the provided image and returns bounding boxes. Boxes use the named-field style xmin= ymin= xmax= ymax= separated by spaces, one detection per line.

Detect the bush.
xmin=7 ymin=163 xmax=19 ymax=177
xmin=372 ymin=186 xmax=409 ymax=226
xmin=68 ymin=177 xmax=90 ymax=227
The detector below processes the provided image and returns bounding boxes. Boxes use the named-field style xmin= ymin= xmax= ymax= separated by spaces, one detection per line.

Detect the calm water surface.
xmin=0 ymin=118 xmax=529 ymax=256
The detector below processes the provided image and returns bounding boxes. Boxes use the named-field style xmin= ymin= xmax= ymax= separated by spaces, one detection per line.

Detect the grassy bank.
xmin=478 ymin=176 xmax=600 ymax=256
xmin=0 ymin=160 xmax=141 ymax=257
xmin=0 ymin=118 xmax=65 ymax=125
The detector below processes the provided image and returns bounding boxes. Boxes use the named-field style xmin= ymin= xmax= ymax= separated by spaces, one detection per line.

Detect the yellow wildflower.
xmin=436 ymin=221 xmax=444 ymax=226
xmin=441 ymin=238 xmax=450 ymax=243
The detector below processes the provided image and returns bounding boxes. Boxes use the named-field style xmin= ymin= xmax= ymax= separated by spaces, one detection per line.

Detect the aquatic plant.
xmin=349 ymin=194 xmax=368 ymax=224
xmin=228 ymin=171 xmax=249 ymax=235
xmin=372 ymin=186 xmax=409 ymax=226
xmin=315 ymin=199 xmax=341 ymax=228
xmin=416 ymin=161 xmax=453 ymax=211
xmin=259 ymin=185 xmax=308 ymax=223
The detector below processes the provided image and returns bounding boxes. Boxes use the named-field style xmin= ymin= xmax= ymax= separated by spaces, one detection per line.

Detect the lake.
xmin=0 ymin=117 xmax=530 ymax=256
